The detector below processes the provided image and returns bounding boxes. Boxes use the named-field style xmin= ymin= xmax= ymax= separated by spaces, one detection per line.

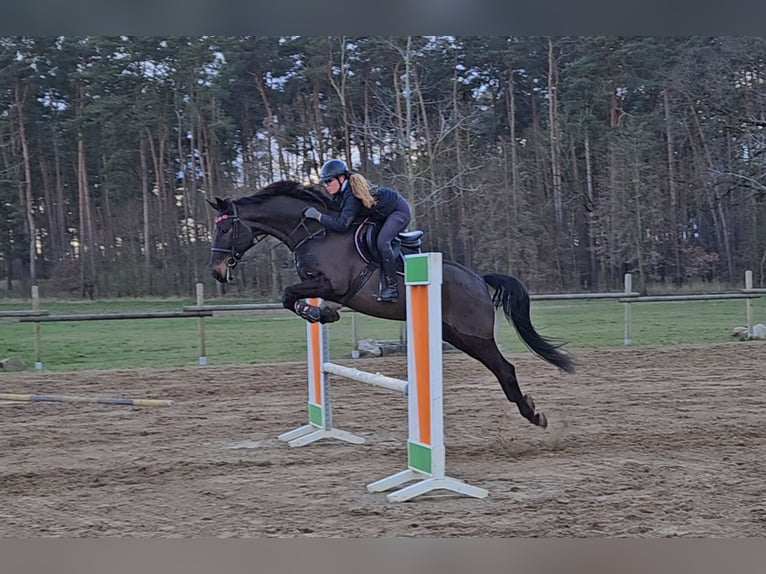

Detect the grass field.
xmin=0 ymin=294 xmax=763 ymax=371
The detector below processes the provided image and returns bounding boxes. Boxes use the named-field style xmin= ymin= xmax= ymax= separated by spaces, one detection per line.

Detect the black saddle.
xmin=353 ymin=219 xmax=423 ymax=272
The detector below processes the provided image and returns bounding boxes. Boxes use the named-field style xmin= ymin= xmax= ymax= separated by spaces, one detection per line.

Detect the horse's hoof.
xmin=537 ymin=412 xmax=548 ymax=429
xmin=319 ymin=308 xmax=341 ymax=323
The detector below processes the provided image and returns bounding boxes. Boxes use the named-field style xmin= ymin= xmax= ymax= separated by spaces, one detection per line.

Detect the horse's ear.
xmin=207 ymin=197 xmax=227 ymax=212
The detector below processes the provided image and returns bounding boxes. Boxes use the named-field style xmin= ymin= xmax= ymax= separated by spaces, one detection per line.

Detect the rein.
xmin=290 ymin=217 xmax=326 ymax=251
xmin=211 ymin=201 xmax=326 ymax=268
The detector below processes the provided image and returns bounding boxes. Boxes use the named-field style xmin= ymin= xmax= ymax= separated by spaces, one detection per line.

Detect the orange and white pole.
xmin=278 ymin=298 xmax=364 ymax=447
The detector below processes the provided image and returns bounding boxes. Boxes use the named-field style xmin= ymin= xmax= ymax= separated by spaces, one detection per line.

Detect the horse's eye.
xmin=221 ymin=227 xmax=230 ymax=234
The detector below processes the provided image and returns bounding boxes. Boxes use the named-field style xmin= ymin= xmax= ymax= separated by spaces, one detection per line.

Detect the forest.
xmin=1 ymin=36 xmax=765 ymax=299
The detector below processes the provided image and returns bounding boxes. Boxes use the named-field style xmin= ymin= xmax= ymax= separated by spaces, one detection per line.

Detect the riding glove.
xmin=303 ymin=207 xmax=323 ymax=221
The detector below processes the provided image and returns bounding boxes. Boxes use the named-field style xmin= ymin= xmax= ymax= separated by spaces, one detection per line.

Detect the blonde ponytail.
xmin=348 ymin=173 xmax=377 ymax=209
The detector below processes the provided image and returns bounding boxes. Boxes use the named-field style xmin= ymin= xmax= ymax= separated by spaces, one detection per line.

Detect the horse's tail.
xmin=483 ymin=273 xmax=576 ymax=374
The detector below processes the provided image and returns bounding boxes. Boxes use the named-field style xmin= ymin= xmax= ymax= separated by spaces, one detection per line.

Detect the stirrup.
xmin=294 ymin=301 xmax=321 ymax=323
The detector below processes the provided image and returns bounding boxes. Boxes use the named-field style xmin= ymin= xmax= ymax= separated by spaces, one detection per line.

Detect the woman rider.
xmin=302 ymin=158 xmax=412 ymax=302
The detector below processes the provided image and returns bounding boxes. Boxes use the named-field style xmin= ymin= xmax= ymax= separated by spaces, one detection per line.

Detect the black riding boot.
xmin=378 ymin=255 xmax=399 ymax=303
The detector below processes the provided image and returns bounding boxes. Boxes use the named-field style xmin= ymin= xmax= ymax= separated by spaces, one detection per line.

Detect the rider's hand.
xmin=303 ymin=207 xmax=322 ymax=221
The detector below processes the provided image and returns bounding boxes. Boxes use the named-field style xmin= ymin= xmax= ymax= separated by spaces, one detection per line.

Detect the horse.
xmin=207 ymin=180 xmax=575 ymax=429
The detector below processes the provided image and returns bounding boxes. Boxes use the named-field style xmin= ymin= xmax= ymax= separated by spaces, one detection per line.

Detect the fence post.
xmin=350 ymin=311 xmax=359 ymax=359
xmin=32 ymin=285 xmax=42 ymax=370
xmin=623 ymin=273 xmax=632 ymax=346
xmin=745 ymin=270 xmax=754 ymax=337
xmin=196 ymin=282 xmax=207 ymax=366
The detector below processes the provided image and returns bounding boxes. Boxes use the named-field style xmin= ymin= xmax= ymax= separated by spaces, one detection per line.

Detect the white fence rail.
xmin=5 ymin=270 xmax=764 ymax=369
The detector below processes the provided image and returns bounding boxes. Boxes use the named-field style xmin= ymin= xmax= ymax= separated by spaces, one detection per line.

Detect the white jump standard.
xmin=278 ymin=252 xmax=488 ymax=502
xmin=277 ymin=299 xmax=367 ymax=447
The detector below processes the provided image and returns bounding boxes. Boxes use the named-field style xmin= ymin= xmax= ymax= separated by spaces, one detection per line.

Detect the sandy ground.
xmin=1 ymin=342 xmax=765 ymax=538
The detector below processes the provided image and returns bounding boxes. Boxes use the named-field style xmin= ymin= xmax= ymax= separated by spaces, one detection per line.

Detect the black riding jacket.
xmin=318 ymin=180 xmax=402 ymax=232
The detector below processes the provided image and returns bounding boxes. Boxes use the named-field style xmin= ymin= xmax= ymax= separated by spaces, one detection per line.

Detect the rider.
xmin=302 ymin=158 xmax=412 ymax=303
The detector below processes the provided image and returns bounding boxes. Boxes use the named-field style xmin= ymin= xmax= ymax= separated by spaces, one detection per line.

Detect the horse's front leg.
xmin=281 ymin=276 xmax=341 ymax=324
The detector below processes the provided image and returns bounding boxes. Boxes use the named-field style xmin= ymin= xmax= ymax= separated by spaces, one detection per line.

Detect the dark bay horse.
xmin=208 ymin=180 xmax=575 ymax=428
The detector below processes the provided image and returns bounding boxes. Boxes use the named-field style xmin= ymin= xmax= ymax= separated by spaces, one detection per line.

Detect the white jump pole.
xmin=196 ymin=282 xmax=207 ymax=366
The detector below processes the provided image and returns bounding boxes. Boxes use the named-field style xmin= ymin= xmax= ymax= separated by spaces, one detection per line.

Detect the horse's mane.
xmin=236 ymin=180 xmax=334 ymax=210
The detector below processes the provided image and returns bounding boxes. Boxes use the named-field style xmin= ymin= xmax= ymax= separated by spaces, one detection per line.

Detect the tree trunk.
xmin=327 ymin=37 xmax=352 ymax=164
xmin=15 ymin=81 xmax=36 ymax=286
xmin=39 ymin=156 xmax=56 ymax=262
xmin=632 ymin=142 xmax=647 ymax=293
xmin=663 ymin=87 xmax=682 ymax=284
xmin=689 ymin=101 xmax=734 ymax=282
xmin=607 ymin=90 xmax=622 ymax=287
xmin=100 ymin=151 xmax=114 ymax=254
xmin=139 ymin=135 xmax=152 ymax=293
xmin=146 ymin=124 xmax=171 ymax=284
xmin=507 ymin=69 xmax=519 ymax=222
xmin=77 ymin=127 xmax=96 ymax=299
xmin=52 ymin=125 xmax=67 ymax=260
xmin=583 ymin=131 xmax=599 ymax=289
xmin=547 ymin=38 xmax=564 ymax=228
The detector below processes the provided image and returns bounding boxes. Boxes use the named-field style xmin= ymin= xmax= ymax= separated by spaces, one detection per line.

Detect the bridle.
xmin=210 ymin=202 xmax=260 ymax=269
xmin=210 ymin=201 xmax=327 ymax=269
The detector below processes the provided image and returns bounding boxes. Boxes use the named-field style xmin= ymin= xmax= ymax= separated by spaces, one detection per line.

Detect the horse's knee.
xmin=281 ymin=288 xmax=296 ymax=309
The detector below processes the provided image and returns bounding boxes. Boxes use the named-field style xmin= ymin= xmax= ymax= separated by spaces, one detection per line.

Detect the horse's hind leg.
xmin=443 ymin=325 xmax=547 ymax=428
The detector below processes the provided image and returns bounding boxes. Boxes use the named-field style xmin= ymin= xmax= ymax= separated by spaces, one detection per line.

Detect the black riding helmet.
xmin=319 ymin=159 xmax=349 ymax=183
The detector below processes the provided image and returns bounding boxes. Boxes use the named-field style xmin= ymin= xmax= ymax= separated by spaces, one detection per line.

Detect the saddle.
xmin=353 ymin=219 xmax=423 ymax=273
xmin=330 ymin=219 xmax=423 ymax=305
